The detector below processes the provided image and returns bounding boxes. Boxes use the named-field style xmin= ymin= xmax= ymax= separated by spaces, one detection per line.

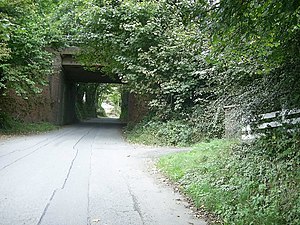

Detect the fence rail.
xmin=242 ymin=109 xmax=300 ymax=140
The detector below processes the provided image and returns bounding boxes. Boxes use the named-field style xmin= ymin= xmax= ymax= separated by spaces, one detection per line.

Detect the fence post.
xmin=224 ymin=105 xmax=242 ymax=138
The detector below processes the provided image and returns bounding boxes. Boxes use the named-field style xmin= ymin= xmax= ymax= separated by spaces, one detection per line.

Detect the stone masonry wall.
xmin=0 ymin=51 xmax=63 ymax=124
xmin=0 ymin=86 xmax=53 ymax=123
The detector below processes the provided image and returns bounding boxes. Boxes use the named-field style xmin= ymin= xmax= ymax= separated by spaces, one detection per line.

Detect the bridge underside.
xmin=1 ymin=48 xmax=145 ymax=126
xmin=63 ymin=65 xmax=121 ymax=83
xmin=61 ymin=53 xmax=122 ymax=84
xmin=50 ymin=50 xmax=124 ymax=125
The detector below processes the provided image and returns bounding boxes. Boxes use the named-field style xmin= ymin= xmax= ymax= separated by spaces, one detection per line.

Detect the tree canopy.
xmin=0 ymin=0 xmax=60 ymax=96
xmin=1 ymin=0 xmax=299 ymax=126
xmin=55 ymin=0 xmax=300 ymax=119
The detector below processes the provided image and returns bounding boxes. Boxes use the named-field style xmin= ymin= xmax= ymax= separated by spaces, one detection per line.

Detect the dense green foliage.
xmin=0 ymin=0 xmax=62 ymax=132
xmin=67 ymin=0 xmax=213 ymax=119
xmin=56 ymin=0 xmax=300 ymax=140
xmin=2 ymin=0 xmax=299 ymax=134
xmin=158 ymin=138 xmax=300 ymax=225
xmin=97 ymin=84 xmax=122 ymax=118
xmin=209 ymin=0 xmax=300 ymax=112
xmin=125 ymin=119 xmax=196 ymax=146
xmin=75 ymin=83 xmax=122 ymax=120
xmin=125 ymin=101 xmax=225 ymax=146
xmin=76 ymin=83 xmax=99 ymax=119
xmin=0 ymin=0 xmax=60 ymax=96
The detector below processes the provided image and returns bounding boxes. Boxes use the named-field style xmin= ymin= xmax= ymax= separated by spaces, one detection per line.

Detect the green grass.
xmin=0 ymin=120 xmax=58 ymax=135
xmin=0 ymin=112 xmax=58 ymax=135
xmin=158 ymin=139 xmax=300 ymax=225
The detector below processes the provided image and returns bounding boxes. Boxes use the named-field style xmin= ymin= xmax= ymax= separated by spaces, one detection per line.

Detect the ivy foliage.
xmin=58 ymin=0 xmax=300 ymax=123
xmin=209 ymin=0 xmax=300 ymax=111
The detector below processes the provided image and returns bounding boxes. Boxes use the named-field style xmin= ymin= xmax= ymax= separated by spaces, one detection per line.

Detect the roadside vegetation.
xmin=0 ymin=113 xmax=57 ymax=135
xmin=158 ymin=136 xmax=300 ymax=225
xmin=125 ymin=117 xmax=216 ymax=146
xmin=125 ymin=119 xmax=194 ymax=146
xmin=0 ymin=0 xmax=299 ymax=224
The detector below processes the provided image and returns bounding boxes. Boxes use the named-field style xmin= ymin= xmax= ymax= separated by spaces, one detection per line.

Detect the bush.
xmin=125 ymin=119 xmax=198 ymax=146
xmin=0 ymin=112 xmax=14 ymax=130
xmin=252 ymin=127 xmax=300 ymax=161
xmin=158 ymin=137 xmax=300 ymax=225
xmin=0 ymin=113 xmax=57 ymax=134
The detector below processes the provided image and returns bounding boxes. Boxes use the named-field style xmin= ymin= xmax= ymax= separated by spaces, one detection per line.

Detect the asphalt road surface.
xmin=0 ymin=118 xmax=206 ymax=225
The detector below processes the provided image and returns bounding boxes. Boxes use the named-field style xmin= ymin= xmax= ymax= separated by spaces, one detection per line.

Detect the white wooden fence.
xmin=242 ymin=109 xmax=300 ymax=140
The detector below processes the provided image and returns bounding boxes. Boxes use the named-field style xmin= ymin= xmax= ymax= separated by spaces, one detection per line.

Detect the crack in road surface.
xmin=87 ymin=129 xmax=97 ymax=225
xmin=0 ymin=129 xmax=77 ymax=172
xmin=0 ymin=118 xmax=206 ymax=225
xmin=126 ymin=182 xmax=146 ymax=225
xmin=37 ymin=130 xmax=91 ymax=225
xmin=0 ymin=129 xmax=74 ymax=158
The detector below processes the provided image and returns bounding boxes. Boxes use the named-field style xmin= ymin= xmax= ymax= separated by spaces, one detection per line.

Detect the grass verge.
xmin=0 ymin=119 xmax=58 ymax=135
xmin=125 ymin=119 xmax=202 ymax=146
xmin=157 ymin=138 xmax=300 ymax=225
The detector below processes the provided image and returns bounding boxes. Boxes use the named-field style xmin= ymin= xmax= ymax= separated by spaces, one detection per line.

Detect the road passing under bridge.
xmin=0 ymin=118 xmax=206 ymax=225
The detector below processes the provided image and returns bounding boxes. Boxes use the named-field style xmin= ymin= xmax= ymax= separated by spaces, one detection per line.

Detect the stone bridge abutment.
xmin=0 ymin=48 xmax=147 ymax=125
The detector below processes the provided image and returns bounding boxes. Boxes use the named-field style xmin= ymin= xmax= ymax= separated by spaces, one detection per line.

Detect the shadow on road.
xmin=77 ymin=117 xmax=127 ymax=128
